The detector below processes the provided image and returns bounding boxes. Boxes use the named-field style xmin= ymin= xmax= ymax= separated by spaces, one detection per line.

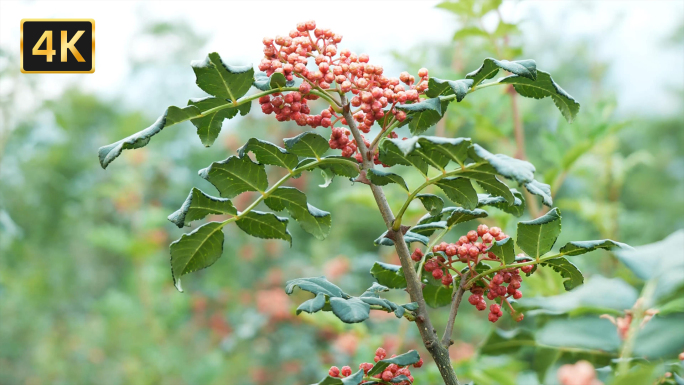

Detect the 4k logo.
xmin=21 ymin=19 xmax=95 ymax=73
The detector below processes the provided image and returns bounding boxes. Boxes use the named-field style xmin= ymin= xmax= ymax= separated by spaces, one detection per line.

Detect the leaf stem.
xmin=464 ymin=252 xmax=565 ymax=289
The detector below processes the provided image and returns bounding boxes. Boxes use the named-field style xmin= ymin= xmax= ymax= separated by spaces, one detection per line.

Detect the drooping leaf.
xmin=435 ymin=177 xmax=478 ymax=210
xmin=370 ymin=262 xmax=407 ymax=289
xmin=540 ymin=257 xmax=583 ymax=291
xmin=395 ymin=97 xmax=450 ymax=135
xmin=466 ymin=58 xmax=537 ymax=87
xmin=170 ymin=221 xmax=225 ymax=292
xmin=168 ymin=187 xmax=237 ymax=228
xmin=379 ymin=138 xmax=429 ymax=176
xmin=416 ymin=194 xmax=444 ymax=216
xmin=367 ymin=350 xmax=421 ymax=376
xmin=238 ymin=137 xmax=299 ymax=170
xmin=426 ymin=77 xmax=474 ymax=101
xmin=486 ymin=236 xmax=516 ymax=265
xmin=411 ymin=221 xmax=448 ymax=236
xmin=524 ymin=179 xmax=553 ymax=207
xmin=516 ymin=207 xmax=562 ymax=259
xmin=285 ymin=276 xmax=346 ymax=298
xmin=188 ymin=96 xmax=250 ymax=147
xmin=235 ymin=211 xmax=292 ymax=245
xmin=329 ymin=297 xmax=371 ymax=323
xmin=374 ymin=230 xmax=429 ymax=247
xmin=284 ymin=131 xmax=329 ymax=158
xmin=469 ymin=144 xmax=536 ymax=184
xmin=459 ymin=164 xmax=515 ymax=204
xmin=364 ymin=169 xmax=409 ymax=192
xmin=191 ymin=52 xmax=254 ymax=101
xmin=317 ymin=156 xmax=360 ymax=179
xmin=416 ymin=136 xmax=472 ymax=165
xmin=443 ymin=207 xmax=489 ymax=227
xmin=199 ymin=156 xmax=268 ymax=198
xmin=500 ymin=70 xmax=580 ymax=122
xmin=98 ymin=105 xmax=200 ymax=168
xmin=296 ymin=292 xmax=327 ymax=315
xmin=423 ymin=284 xmax=452 ymax=308
xmin=560 ymin=239 xmax=633 ymax=256
xmin=252 ymin=71 xmax=294 ymax=91
xmin=265 ymin=187 xmax=331 ymax=240
xmin=477 ymin=190 xmax=525 ymax=217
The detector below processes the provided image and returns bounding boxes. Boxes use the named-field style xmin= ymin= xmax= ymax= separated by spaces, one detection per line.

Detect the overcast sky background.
xmin=1 ymin=0 xmax=683 ymax=118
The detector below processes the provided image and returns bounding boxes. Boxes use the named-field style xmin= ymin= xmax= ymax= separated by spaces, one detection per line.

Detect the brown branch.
xmin=441 ymin=274 xmax=467 ymax=348
xmin=340 ymin=95 xmax=460 ymax=385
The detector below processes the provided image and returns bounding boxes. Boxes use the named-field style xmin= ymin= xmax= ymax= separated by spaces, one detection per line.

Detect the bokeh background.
xmin=1 ymin=1 xmax=683 ymax=384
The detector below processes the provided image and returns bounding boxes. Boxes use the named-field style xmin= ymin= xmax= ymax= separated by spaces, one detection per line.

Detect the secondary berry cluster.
xmin=258 ymin=21 xmax=430 ymax=162
xmin=414 ymin=224 xmax=533 ymax=323
xmin=327 ymin=348 xmax=423 ymax=384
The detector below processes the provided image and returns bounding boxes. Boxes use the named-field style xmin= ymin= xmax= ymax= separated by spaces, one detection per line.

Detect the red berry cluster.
xmin=327 ymin=348 xmax=423 ymax=385
xmin=259 ymin=20 xmax=430 ymax=162
xmin=417 ymin=224 xmax=533 ymax=323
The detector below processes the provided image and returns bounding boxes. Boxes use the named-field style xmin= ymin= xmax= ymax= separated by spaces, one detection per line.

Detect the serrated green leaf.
xmin=235 ymin=211 xmax=291 ymax=245
xmin=477 ymin=190 xmax=525 ymax=217
xmin=378 ymin=138 xmax=429 ymax=176
xmin=426 ymin=77 xmax=474 ymax=101
xmin=285 ymin=277 xmax=346 ymax=298
xmin=370 ymin=262 xmax=407 ymax=289
xmin=524 ymin=179 xmax=553 ymax=207
xmin=284 ymin=131 xmax=329 ymax=158
xmin=486 ymin=236 xmax=515 ymax=265
xmin=252 ymin=71 xmax=294 ymax=91
xmin=436 ymin=177 xmax=478 ymax=210
xmin=416 ymin=194 xmax=444 ymax=216
xmin=411 ymin=221 xmax=448 ymax=236
xmin=191 ymin=52 xmax=254 ymax=101
xmin=560 ymin=239 xmax=633 ymax=256
xmin=168 ymin=187 xmax=237 ymax=228
xmin=238 ymin=137 xmax=298 ymax=170
xmin=188 ymin=97 xmax=250 ymax=147
xmin=540 ymin=257 xmax=583 ymax=291
xmin=466 ymin=58 xmax=537 ymax=87
xmin=329 ymin=297 xmax=370 ymax=323
xmin=423 ymin=284 xmax=452 ymax=308
xmin=317 ymin=156 xmax=359 ymax=179
xmin=296 ymin=292 xmax=327 ymax=315
xmin=500 ymin=70 xmax=580 ymax=122
xmin=404 ymin=97 xmax=452 ymax=135
xmin=368 ymin=350 xmax=421 ymax=376
xmin=374 ymin=231 xmax=429 ymax=246
xmin=170 ymin=221 xmax=225 ymax=292
xmin=460 ymin=164 xmax=515 ymax=204
xmin=443 ymin=207 xmax=489 ymax=227
xmin=365 ymin=169 xmax=408 ymax=192
xmin=265 ymin=187 xmax=331 ymax=240
xmin=98 ymin=105 xmax=200 ymax=168
xmin=311 ymin=369 xmax=365 ymax=385
xmin=416 ymin=136 xmax=472 ymax=165
xmin=469 ymin=144 xmax=536 ymax=184
xmin=199 ymin=156 xmax=268 ymax=198
xmin=517 ymin=207 xmax=562 ymax=259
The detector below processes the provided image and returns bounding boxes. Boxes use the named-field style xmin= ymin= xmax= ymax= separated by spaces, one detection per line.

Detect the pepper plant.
xmin=98 ymin=20 xmax=634 ymax=385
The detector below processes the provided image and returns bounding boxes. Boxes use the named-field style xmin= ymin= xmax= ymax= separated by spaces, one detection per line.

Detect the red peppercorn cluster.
xmin=259 ymin=20 xmax=430 ymax=162
xmin=327 ymin=347 xmax=422 ymax=384
xmin=418 ymin=224 xmax=533 ymax=323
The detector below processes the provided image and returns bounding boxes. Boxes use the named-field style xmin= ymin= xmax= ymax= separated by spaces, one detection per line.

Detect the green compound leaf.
xmin=170 ymin=221 xmax=225 ymax=292
xmin=469 ymin=144 xmax=536 ymax=185
xmin=423 ymin=284 xmax=452 ymax=308
xmin=284 ymin=131 xmax=329 ymax=158
xmin=98 ymin=105 xmax=200 ymax=169
xmin=252 ymin=71 xmax=294 ymax=91
xmin=285 ymin=276 xmax=346 ymax=298
xmin=524 ymin=179 xmax=553 ymax=207
xmin=365 ymin=168 xmax=409 ymax=192
xmin=188 ymin=96 xmax=250 ymax=147
xmin=199 ymin=156 xmax=268 ymax=199
xmin=411 ymin=221 xmax=448 ymax=236
xmin=235 ymin=211 xmax=292 ymax=245
xmin=540 ymin=257 xmax=584 ymax=291
xmin=311 ymin=369 xmax=365 ymax=385
xmin=191 ymin=52 xmax=254 ymax=101
xmin=466 ymin=57 xmax=537 ymax=87
xmin=486 ymin=236 xmax=516 ymax=265
xmin=374 ymin=230 xmax=429 ymax=247
xmin=435 ymin=177 xmax=478 ymax=210
xmin=296 ymin=292 xmax=326 ymax=315
xmin=560 ymin=239 xmax=634 ymax=257
xmin=238 ymin=137 xmax=299 ymax=170
xmin=477 ymin=191 xmax=525 ymax=217
xmin=426 ymin=77 xmax=474 ymax=101
xmin=378 ymin=138 xmax=429 ymax=176
xmin=265 ymin=187 xmax=331 ymax=240
xmin=459 ymin=164 xmax=515 ymax=205
xmin=500 ymin=70 xmax=580 ymax=123
xmin=367 ymin=350 xmax=421 ymax=376
xmin=407 ymin=98 xmax=452 ymax=135
xmin=516 ymin=207 xmax=562 ymax=259
xmin=370 ymin=262 xmax=407 ymax=289
xmin=419 ymin=207 xmax=488 ymax=228
xmin=168 ymin=187 xmax=237 ymax=228
xmin=416 ymin=194 xmax=444 ymax=216
xmin=416 ymin=136 xmax=472 ymax=165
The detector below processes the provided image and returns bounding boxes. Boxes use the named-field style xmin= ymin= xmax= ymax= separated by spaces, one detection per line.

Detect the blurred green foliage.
xmin=1 ymin=2 xmax=683 ymax=385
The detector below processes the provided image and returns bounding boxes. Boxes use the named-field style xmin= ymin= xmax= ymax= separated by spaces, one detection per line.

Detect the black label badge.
xmin=21 ymin=19 xmax=95 ymax=73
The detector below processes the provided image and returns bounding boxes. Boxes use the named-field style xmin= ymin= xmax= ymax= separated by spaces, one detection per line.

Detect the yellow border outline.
xmin=20 ymin=18 xmax=95 ymax=74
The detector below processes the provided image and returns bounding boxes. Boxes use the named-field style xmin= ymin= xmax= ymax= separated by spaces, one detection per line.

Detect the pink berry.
xmin=418 ymin=68 xmax=428 ymax=78
xmin=341 ymin=366 xmax=352 ymax=377
xmin=432 ymin=269 xmax=444 ymax=280
xmin=489 ymin=227 xmax=501 ymax=237
xmin=514 ymin=290 xmax=523 ymax=299
xmin=329 ymin=366 xmax=340 ymax=377
xmin=413 ymin=358 xmax=423 ymax=368
xmin=382 ymin=370 xmax=394 ymax=381
xmin=467 ymin=230 xmax=478 ymax=242
xmin=488 ymin=313 xmax=499 ymax=323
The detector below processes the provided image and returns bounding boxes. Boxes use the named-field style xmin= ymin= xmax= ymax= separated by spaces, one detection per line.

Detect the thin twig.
xmin=441 ymin=275 xmax=467 ymax=348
